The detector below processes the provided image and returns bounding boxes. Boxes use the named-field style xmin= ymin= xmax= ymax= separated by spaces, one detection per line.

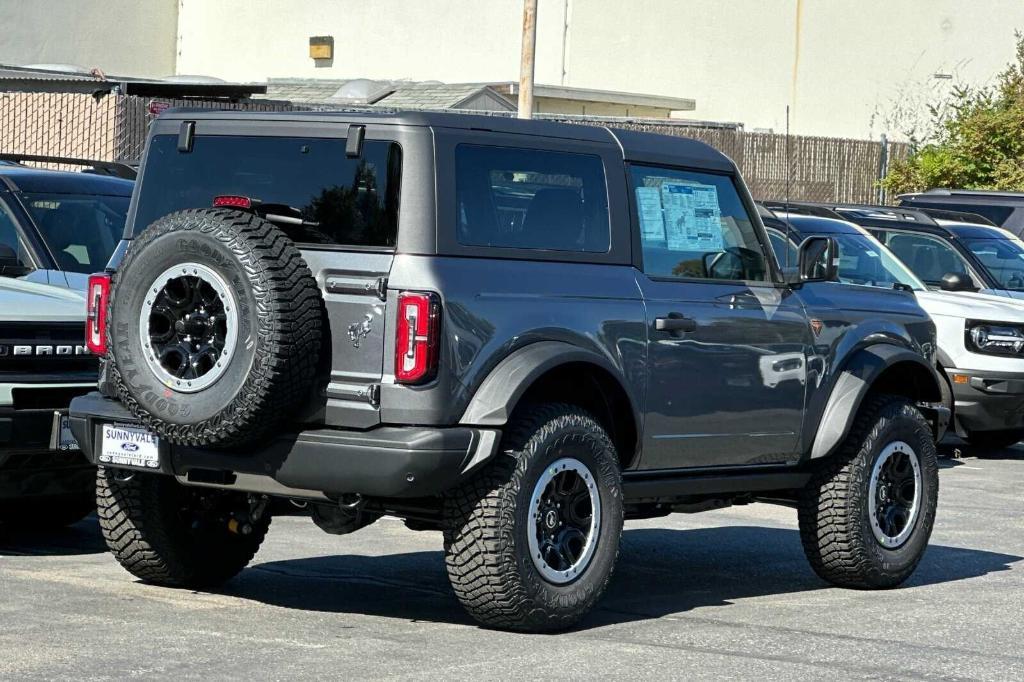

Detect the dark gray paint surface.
xmin=90 ymin=110 xmax=941 ymax=490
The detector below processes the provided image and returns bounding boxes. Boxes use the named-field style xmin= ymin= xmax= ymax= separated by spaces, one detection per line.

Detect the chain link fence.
xmin=1 ymin=92 xmax=908 ymax=204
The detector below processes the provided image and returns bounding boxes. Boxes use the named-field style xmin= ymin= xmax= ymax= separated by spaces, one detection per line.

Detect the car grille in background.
xmin=0 ymin=322 xmax=97 ymax=375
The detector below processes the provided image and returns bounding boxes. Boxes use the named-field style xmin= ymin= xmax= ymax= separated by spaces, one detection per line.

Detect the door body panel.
xmin=638 ymin=276 xmax=810 ymax=469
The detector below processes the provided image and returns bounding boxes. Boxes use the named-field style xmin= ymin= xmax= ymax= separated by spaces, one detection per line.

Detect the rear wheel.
xmin=799 ymin=394 xmax=938 ymax=589
xmin=443 ymin=404 xmax=623 ymax=632
xmin=97 ymin=467 xmax=270 ymax=587
xmin=965 ymin=429 xmax=1023 ymax=454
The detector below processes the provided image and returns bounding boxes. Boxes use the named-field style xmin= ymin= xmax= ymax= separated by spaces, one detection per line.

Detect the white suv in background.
xmin=0 ymin=277 xmax=97 ymax=528
xmin=765 ymin=209 xmax=1024 ymax=453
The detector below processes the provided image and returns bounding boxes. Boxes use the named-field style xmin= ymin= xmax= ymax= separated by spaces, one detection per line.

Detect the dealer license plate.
xmin=99 ymin=424 xmax=161 ymax=469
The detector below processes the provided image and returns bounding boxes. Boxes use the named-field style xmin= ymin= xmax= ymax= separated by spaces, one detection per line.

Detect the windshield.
xmin=21 ymin=193 xmax=129 ymax=274
xmin=832 ymin=232 xmax=926 ymax=290
xmin=964 ymin=237 xmax=1024 ymax=290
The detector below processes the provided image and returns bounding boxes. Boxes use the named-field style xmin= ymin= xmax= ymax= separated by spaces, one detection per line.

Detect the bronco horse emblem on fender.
xmin=347 ymin=314 xmax=373 ymax=348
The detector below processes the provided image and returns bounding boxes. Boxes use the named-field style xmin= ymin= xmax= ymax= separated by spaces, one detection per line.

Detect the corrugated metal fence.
xmin=1 ymin=92 xmax=908 ymax=204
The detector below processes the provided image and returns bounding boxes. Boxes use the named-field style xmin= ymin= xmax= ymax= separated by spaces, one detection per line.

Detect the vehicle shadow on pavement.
xmin=0 ymin=514 xmax=107 ymax=556
xmin=224 ymin=525 xmax=1021 ymax=630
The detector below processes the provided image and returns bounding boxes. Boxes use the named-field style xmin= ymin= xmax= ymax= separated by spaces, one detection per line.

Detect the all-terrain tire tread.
xmin=96 ymin=467 xmax=269 ymax=587
xmin=798 ymin=394 xmax=937 ymax=589
xmin=443 ymin=403 xmax=622 ymax=631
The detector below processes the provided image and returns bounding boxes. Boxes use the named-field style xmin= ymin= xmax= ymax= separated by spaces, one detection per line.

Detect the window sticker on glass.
xmin=661 ymin=183 xmax=724 ymax=252
xmin=635 ymin=186 xmax=666 ymax=241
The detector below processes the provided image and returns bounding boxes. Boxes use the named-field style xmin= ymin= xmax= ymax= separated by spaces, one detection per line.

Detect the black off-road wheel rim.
xmin=138 ymin=262 xmax=239 ymax=393
xmin=868 ymin=440 xmax=923 ymax=549
xmin=527 ymin=457 xmax=601 ymax=584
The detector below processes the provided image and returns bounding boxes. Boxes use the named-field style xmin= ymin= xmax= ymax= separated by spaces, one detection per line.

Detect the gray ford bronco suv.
xmin=69 ymin=110 xmax=947 ymax=632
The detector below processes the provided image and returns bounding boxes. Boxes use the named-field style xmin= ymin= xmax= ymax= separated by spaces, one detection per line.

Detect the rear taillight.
xmin=86 ymin=273 xmax=111 ymax=355
xmin=395 ymin=291 xmax=441 ymax=384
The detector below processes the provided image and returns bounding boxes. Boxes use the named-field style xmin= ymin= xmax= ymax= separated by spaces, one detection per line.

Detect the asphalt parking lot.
xmin=2 ymin=441 xmax=1022 ymax=681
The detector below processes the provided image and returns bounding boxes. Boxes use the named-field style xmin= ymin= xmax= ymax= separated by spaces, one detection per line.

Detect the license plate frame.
xmin=98 ymin=423 xmax=161 ymax=470
xmin=50 ymin=411 xmax=80 ymax=451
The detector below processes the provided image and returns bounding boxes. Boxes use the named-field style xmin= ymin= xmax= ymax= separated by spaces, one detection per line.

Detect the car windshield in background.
xmin=964 ymin=236 xmax=1024 ymax=290
xmin=133 ymin=135 xmax=402 ymax=248
xmin=22 ymin=193 xmax=129 ymax=274
xmin=832 ymin=233 xmax=925 ymax=290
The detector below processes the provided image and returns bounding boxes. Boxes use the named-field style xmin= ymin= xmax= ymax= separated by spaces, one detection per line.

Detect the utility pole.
xmin=517 ymin=0 xmax=538 ymax=119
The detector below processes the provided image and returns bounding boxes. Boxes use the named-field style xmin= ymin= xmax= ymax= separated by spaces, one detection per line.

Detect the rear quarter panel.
xmin=379 ymin=255 xmax=647 ymax=427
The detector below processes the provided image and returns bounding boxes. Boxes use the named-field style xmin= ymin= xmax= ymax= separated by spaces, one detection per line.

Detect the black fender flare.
xmin=810 ymin=344 xmax=944 ymax=460
xmin=458 ymin=341 xmax=639 ymax=427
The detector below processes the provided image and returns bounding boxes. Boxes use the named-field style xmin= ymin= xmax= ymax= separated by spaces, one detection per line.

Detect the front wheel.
xmin=798 ymin=394 xmax=938 ymax=589
xmin=97 ymin=467 xmax=270 ymax=588
xmin=443 ymin=404 xmax=623 ymax=632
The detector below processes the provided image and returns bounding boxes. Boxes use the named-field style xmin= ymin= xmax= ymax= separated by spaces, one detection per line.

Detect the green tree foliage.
xmin=882 ymin=33 xmax=1024 ymax=194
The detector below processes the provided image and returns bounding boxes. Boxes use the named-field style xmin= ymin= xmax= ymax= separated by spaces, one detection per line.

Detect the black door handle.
xmin=655 ymin=316 xmax=698 ymax=333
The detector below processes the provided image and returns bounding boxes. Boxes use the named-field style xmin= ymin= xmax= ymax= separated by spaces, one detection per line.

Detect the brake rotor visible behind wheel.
xmin=108 ymin=208 xmax=323 ymax=448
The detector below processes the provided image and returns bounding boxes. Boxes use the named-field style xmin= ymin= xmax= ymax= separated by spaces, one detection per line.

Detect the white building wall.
xmin=81 ymin=0 xmax=1024 ymax=140
xmin=0 ymin=0 xmax=178 ymax=78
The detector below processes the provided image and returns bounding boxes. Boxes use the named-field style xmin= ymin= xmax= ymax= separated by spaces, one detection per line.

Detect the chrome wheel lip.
xmin=527 ymin=457 xmax=601 ymax=585
xmin=868 ymin=440 xmax=923 ymax=549
xmin=138 ymin=262 xmax=239 ymax=394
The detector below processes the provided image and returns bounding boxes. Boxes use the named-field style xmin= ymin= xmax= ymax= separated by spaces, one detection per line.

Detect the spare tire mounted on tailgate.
xmin=108 ymin=208 xmax=322 ymax=448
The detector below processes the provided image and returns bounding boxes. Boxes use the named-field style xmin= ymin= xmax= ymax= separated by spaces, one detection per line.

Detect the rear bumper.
xmin=947 ymin=368 xmax=1024 ymax=434
xmin=69 ymin=392 xmax=501 ymax=499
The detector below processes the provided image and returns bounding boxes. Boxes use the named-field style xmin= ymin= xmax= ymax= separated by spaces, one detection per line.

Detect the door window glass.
xmin=964 ymin=237 xmax=1024 ymax=290
xmin=882 ymin=231 xmax=970 ymax=285
xmin=631 ymin=166 xmax=769 ymax=282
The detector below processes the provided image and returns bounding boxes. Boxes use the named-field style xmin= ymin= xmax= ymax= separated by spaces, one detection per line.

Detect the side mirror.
xmin=797 ymin=236 xmax=839 ymax=283
xmin=939 ymin=271 xmax=977 ymax=292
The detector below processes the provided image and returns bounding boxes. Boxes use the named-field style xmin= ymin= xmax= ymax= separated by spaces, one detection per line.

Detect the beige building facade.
xmin=171 ymin=0 xmax=1024 ymax=139
xmin=0 ymin=0 xmax=178 ymax=78
xmin=2 ymin=1 xmax=1023 ymax=140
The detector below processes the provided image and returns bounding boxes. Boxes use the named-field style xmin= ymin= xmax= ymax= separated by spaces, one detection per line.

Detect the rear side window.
xmin=134 ymin=135 xmax=402 ymax=248
xmin=455 ymin=145 xmax=610 ymax=252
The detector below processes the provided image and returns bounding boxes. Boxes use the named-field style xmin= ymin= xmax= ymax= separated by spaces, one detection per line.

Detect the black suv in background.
xmin=0 ymin=156 xmax=134 ymax=290
xmin=900 ymin=189 xmax=1024 ymax=238
xmin=71 ymin=111 xmax=945 ymax=631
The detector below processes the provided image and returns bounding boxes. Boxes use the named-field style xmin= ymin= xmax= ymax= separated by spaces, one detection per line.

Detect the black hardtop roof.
xmin=759 ymin=200 xmax=1001 ymax=235
xmin=0 ymin=165 xmax=134 ymax=195
xmin=776 ymin=212 xmax=864 ymax=236
xmin=157 ymin=108 xmax=735 ymax=172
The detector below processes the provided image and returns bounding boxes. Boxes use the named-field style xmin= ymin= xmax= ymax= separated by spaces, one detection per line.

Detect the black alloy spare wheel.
xmin=141 ymin=263 xmax=237 ymax=393
xmin=108 ymin=208 xmax=323 ymax=448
